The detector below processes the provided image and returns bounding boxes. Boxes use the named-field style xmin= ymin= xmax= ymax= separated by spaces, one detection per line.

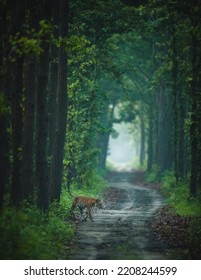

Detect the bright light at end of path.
xmin=107 ymin=122 xmax=137 ymax=171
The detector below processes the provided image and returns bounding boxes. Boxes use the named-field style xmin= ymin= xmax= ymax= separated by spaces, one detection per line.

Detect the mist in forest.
xmin=107 ymin=122 xmax=138 ymax=171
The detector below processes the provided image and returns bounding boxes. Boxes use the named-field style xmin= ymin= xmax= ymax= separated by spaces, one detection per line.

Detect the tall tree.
xmin=139 ymin=106 xmax=145 ymax=166
xmin=21 ymin=55 xmax=37 ymax=201
xmin=21 ymin=0 xmax=38 ymax=201
xmin=0 ymin=1 xmax=10 ymax=210
xmin=189 ymin=1 xmax=201 ymax=196
xmin=35 ymin=1 xmax=52 ymax=210
xmin=50 ymin=0 xmax=69 ymax=202
xmin=10 ymin=1 xmax=25 ymax=206
xmin=156 ymin=84 xmax=173 ymax=173
xmin=48 ymin=0 xmax=60 ymax=192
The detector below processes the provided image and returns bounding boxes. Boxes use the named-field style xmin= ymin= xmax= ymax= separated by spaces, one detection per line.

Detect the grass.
xmin=160 ymin=171 xmax=201 ymax=217
xmin=145 ymin=164 xmax=161 ymax=183
xmin=0 ymin=170 xmax=107 ymax=260
xmin=63 ymin=169 xmax=107 ymax=201
xmin=148 ymin=170 xmax=201 ymax=259
xmin=145 ymin=167 xmax=201 ymax=217
xmin=0 ymin=205 xmax=75 ymax=259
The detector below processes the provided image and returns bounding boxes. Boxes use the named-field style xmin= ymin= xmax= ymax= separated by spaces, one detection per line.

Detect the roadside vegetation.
xmin=0 ymin=171 xmax=106 ymax=260
xmin=146 ymin=168 xmax=201 ymax=259
xmin=161 ymin=171 xmax=201 ymax=217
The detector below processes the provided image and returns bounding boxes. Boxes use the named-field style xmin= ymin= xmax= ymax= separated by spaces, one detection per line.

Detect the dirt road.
xmin=71 ymin=172 xmax=170 ymax=260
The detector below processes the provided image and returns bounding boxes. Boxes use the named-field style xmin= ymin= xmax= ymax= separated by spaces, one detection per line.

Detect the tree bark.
xmin=157 ymin=84 xmax=173 ymax=173
xmin=0 ymin=2 xmax=10 ymax=210
xmin=10 ymin=58 xmax=24 ymax=206
xmin=36 ymin=45 xmax=50 ymax=210
xmin=190 ymin=23 xmax=200 ymax=196
xmin=139 ymin=108 xmax=145 ymax=166
xmin=8 ymin=0 xmax=25 ymax=206
xmin=21 ymin=56 xmax=37 ymax=200
xmin=48 ymin=0 xmax=59 ymax=196
xmin=147 ymin=105 xmax=153 ymax=172
xmin=50 ymin=0 xmax=69 ymax=202
xmin=177 ymin=90 xmax=186 ymax=180
xmin=35 ymin=0 xmax=52 ymax=210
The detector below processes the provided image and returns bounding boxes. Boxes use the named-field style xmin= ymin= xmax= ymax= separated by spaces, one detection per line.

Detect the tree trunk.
xmin=21 ymin=56 xmax=37 ymax=200
xmin=0 ymin=113 xmax=9 ymax=210
xmin=139 ymin=108 xmax=145 ymax=166
xmin=8 ymin=0 xmax=25 ymax=206
xmin=21 ymin=0 xmax=39 ymax=201
xmin=188 ymin=0 xmax=201 ymax=196
xmin=50 ymin=0 xmax=69 ymax=202
xmin=147 ymin=105 xmax=153 ymax=172
xmin=177 ymin=90 xmax=186 ymax=180
xmin=35 ymin=0 xmax=52 ymax=210
xmin=48 ymin=0 xmax=59 ymax=196
xmin=189 ymin=22 xmax=200 ymax=196
xmin=36 ymin=45 xmax=50 ymax=210
xmin=157 ymin=84 xmax=173 ymax=173
xmin=10 ymin=59 xmax=24 ymax=206
xmin=0 ymin=4 xmax=10 ymax=210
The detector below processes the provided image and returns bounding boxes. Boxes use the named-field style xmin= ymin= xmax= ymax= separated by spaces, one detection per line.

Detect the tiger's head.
xmin=95 ymin=199 xmax=103 ymax=209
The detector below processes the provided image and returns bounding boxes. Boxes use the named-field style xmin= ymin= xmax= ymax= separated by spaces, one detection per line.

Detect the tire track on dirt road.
xmin=71 ymin=172 xmax=170 ymax=260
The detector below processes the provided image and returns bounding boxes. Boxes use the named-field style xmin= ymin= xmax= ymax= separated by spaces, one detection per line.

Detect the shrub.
xmin=160 ymin=172 xmax=201 ymax=217
xmin=0 ymin=170 xmax=106 ymax=260
xmin=0 ymin=205 xmax=75 ymax=260
xmin=65 ymin=169 xmax=107 ymax=199
xmin=145 ymin=164 xmax=161 ymax=183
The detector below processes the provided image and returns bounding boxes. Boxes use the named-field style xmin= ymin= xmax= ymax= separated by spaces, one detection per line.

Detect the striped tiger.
xmin=71 ymin=196 xmax=102 ymax=222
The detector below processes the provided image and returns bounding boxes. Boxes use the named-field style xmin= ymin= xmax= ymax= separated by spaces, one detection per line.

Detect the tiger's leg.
xmin=78 ymin=205 xmax=84 ymax=216
xmin=87 ymin=207 xmax=94 ymax=222
xmin=78 ymin=205 xmax=88 ymax=221
xmin=69 ymin=198 xmax=77 ymax=220
xmin=71 ymin=197 xmax=79 ymax=212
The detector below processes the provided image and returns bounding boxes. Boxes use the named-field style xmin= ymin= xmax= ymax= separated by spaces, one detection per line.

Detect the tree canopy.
xmin=0 ymin=0 xmax=201 ymax=210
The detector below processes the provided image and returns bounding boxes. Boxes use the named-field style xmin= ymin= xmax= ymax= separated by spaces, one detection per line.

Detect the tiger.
xmin=70 ymin=196 xmax=103 ymax=222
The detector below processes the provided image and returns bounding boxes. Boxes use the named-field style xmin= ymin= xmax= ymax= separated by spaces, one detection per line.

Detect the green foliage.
xmin=67 ymin=35 xmax=97 ymax=72
xmin=69 ymin=0 xmax=133 ymax=41
xmin=83 ymin=169 xmax=107 ymax=196
xmin=64 ymin=169 xmax=107 ymax=199
xmin=160 ymin=170 xmax=176 ymax=194
xmin=145 ymin=164 xmax=161 ymax=183
xmin=65 ymin=33 xmax=109 ymax=187
xmin=9 ymin=33 xmax=42 ymax=59
xmin=161 ymin=172 xmax=201 ymax=217
xmin=0 ymin=205 xmax=75 ymax=260
xmin=0 ymin=172 xmax=89 ymax=260
xmin=9 ymin=20 xmax=53 ymax=61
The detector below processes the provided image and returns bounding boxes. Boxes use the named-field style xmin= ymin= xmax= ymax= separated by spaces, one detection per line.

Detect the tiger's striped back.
xmin=71 ymin=196 xmax=102 ymax=222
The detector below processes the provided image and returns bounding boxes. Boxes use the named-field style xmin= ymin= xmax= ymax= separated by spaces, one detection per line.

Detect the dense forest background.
xmin=0 ymin=0 xmax=201 ymax=259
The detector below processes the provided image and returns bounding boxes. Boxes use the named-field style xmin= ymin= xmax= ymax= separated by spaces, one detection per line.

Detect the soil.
xmin=70 ymin=171 xmax=174 ymax=260
xmin=150 ymin=205 xmax=201 ymax=259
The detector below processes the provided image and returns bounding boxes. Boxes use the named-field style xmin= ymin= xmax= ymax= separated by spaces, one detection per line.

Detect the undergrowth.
xmin=146 ymin=167 xmax=201 ymax=217
xmin=0 ymin=170 xmax=107 ymax=260
xmin=148 ymin=169 xmax=201 ymax=259
xmin=66 ymin=169 xmax=107 ymax=199
xmin=160 ymin=171 xmax=201 ymax=217
xmin=0 ymin=204 xmax=74 ymax=260
xmin=145 ymin=164 xmax=161 ymax=183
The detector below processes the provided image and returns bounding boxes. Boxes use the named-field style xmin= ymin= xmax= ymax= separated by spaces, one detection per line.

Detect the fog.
xmin=107 ymin=122 xmax=137 ymax=171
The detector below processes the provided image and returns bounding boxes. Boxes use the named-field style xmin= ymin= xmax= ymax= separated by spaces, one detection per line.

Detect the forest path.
xmin=71 ymin=172 xmax=170 ymax=260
